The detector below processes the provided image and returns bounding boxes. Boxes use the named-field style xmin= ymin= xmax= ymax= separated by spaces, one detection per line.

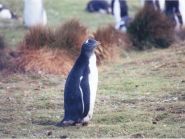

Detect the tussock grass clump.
xmin=15 ymin=48 xmax=74 ymax=75
xmin=53 ymin=19 xmax=88 ymax=52
xmin=16 ymin=19 xmax=88 ymax=75
xmin=127 ymin=6 xmax=174 ymax=50
xmin=94 ymin=25 xmax=132 ymax=64
xmin=22 ymin=25 xmax=55 ymax=49
xmin=15 ymin=20 xmax=133 ymax=74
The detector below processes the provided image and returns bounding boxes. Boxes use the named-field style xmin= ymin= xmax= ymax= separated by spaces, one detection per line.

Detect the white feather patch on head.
xmin=85 ymin=39 xmax=89 ymax=44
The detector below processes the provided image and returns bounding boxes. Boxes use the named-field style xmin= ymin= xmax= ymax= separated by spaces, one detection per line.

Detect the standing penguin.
xmin=23 ymin=0 xmax=47 ymax=28
xmin=57 ymin=38 xmax=99 ymax=126
xmin=111 ymin=0 xmax=131 ymax=32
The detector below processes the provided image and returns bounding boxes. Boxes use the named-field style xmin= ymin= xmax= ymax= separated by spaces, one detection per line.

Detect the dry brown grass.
xmin=127 ymin=5 xmax=174 ymax=50
xmin=6 ymin=21 xmax=132 ymax=74
xmin=14 ymin=47 xmax=74 ymax=75
xmin=22 ymin=25 xmax=55 ymax=49
xmin=94 ymin=25 xmax=132 ymax=64
xmin=15 ymin=19 xmax=89 ymax=75
xmin=53 ymin=19 xmax=88 ymax=52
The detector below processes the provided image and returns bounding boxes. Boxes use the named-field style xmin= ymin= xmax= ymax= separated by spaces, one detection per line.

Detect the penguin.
xmin=57 ymin=38 xmax=99 ymax=126
xmin=0 ymin=4 xmax=18 ymax=19
xmin=111 ymin=0 xmax=131 ymax=32
xmin=23 ymin=0 xmax=47 ymax=28
xmin=165 ymin=0 xmax=183 ymax=28
xmin=86 ymin=0 xmax=111 ymax=14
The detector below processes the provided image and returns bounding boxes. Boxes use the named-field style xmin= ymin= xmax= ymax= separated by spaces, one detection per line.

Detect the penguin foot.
xmin=56 ymin=120 xmax=75 ymax=127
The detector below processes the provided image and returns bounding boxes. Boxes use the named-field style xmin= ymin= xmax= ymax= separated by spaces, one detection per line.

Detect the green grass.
xmin=0 ymin=46 xmax=185 ymax=138
xmin=0 ymin=0 xmax=185 ymax=138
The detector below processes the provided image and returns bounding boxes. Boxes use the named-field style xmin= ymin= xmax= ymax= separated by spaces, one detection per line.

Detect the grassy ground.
xmin=0 ymin=44 xmax=185 ymax=138
xmin=0 ymin=0 xmax=185 ymax=138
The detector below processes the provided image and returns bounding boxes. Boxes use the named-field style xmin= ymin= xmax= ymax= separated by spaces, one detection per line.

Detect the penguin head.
xmin=81 ymin=38 xmax=100 ymax=57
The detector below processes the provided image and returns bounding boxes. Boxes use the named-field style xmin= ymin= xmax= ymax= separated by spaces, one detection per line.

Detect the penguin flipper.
xmin=80 ymin=73 xmax=90 ymax=118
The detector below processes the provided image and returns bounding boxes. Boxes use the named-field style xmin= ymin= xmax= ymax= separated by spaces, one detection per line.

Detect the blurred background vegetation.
xmin=0 ymin=0 xmax=140 ymax=48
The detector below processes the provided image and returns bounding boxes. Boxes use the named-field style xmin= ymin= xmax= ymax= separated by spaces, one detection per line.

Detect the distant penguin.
xmin=86 ymin=0 xmax=111 ymax=14
xmin=0 ymin=4 xmax=18 ymax=19
xmin=57 ymin=39 xmax=99 ymax=126
xmin=111 ymin=0 xmax=131 ymax=32
xmin=23 ymin=0 xmax=47 ymax=27
xmin=165 ymin=0 xmax=183 ymax=28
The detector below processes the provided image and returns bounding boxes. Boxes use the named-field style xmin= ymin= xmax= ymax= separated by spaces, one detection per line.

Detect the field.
xmin=0 ymin=0 xmax=185 ymax=138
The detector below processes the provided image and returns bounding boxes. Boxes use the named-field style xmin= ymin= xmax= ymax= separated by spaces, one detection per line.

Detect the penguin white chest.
xmin=88 ymin=53 xmax=98 ymax=117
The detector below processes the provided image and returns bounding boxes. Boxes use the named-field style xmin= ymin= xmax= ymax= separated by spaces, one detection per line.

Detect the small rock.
xmin=130 ymin=133 xmax=145 ymax=138
xmin=152 ymin=121 xmax=157 ymax=124
xmin=60 ymin=135 xmax=68 ymax=139
xmin=155 ymin=107 xmax=165 ymax=111
xmin=47 ymin=131 xmax=52 ymax=136
xmin=82 ymin=122 xmax=89 ymax=126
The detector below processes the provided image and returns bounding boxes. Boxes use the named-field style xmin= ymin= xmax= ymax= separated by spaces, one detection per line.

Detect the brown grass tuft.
xmin=14 ymin=47 xmax=74 ymax=75
xmin=15 ymin=20 xmax=89 ymax=75
xmin=13 ymin=20 xmax=133 ymax=74
xmin=22 ymin=25 xmax=55 ymax=49
xmin=127 ymin=6 xmax=174 ymax=50
xmin=94 ymin=25 xmax=132 ymax=64
xmin=53 ymin=19 xmax=88 ymax=52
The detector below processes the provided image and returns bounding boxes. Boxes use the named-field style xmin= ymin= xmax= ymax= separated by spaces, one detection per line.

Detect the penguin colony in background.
xmin=141 ymin=0 xmax=185 ymax=29
xmin=85 ymin=0 xmax=130 ymax=32
xmin=57 ymin=39 xmax=99 ymax=126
